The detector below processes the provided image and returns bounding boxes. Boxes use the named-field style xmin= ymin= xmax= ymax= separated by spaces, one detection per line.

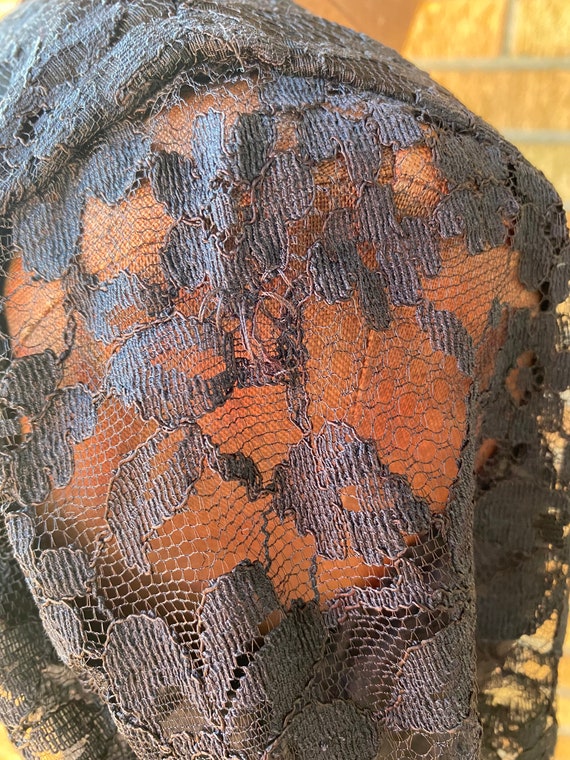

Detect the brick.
xmin=555 ymin=735 xmax=570 ymax=759
xmin=0 ymin=726 xmax=21 ymax=760
xmin=403 ymin=0 xmax=508 ymax=60
xmin=513 ymin=0 xmax=570 ymax=58
xmin=428 ymin=70 xmax=570 ymax=131
xmin=514 ymin=143 xmax=570 ymax=207
xmin=558 ymin=656 xmax=570 ymax=689
xmin=558 ymin=693 xmax=570 ymax=733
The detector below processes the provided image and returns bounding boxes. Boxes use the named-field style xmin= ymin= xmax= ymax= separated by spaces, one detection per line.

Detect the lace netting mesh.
xmin=0 ymin=1 xmax=569 ymax=758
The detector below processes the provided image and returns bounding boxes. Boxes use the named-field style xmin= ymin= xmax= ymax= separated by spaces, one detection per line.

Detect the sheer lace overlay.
xmin=0 ymin=1 xmax=568 ymax=759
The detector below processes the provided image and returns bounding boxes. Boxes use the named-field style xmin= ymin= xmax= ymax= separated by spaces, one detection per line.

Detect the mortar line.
xmin=502 ymin=129 xmax=570 ymax=143
xmin=502 ymin=0 xmax=518 ymax=57
xmin=411 ymin=56 xmax=570 ymax=71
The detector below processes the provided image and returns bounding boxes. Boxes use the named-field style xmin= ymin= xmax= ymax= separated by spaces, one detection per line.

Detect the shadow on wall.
xmin=297 ymin=0 xmax=421 ymax=51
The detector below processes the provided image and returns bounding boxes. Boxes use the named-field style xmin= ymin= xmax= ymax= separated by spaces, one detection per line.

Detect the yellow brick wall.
xmin=400 ymin=0 xmax=570 ymax=215
xmin=0 ymin=725 xmax=20 ymax=760
xmin=404 ymin=0 xmax=509 ymax=59
xmin=557 ymin=625 xmax=570 ymax=758
xmin=512 ymin=0 xmax=570 ymax=58
xmin=0 ymin=0 xmax=568 ymax=757
xmin=400 ymin=7 xmax=570 ymax=751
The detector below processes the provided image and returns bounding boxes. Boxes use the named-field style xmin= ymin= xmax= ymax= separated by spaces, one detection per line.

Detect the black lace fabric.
xmin=0 ymin=1 xmax=568 ymax=758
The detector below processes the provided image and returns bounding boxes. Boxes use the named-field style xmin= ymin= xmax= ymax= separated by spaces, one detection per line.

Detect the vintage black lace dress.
xmin=0 ymin=1 xmax=568 ymax=758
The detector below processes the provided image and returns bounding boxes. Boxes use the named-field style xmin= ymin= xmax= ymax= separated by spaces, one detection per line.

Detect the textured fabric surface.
xmin=0 ymin=1 xmax=568 ymax=759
